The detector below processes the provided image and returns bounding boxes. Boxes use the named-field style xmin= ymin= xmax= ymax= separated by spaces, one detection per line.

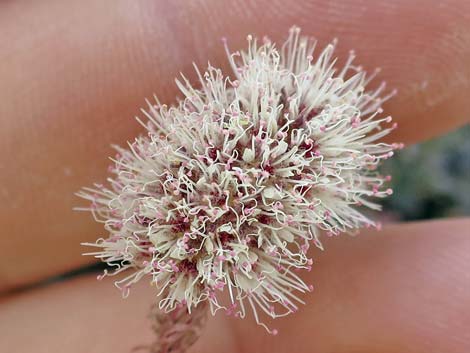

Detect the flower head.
xmin=78 ymin=27 xmax=399 ymax=332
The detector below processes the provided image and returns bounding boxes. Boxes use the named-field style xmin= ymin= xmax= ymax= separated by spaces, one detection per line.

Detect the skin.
xmin=0 ymin=0 xmax=469 ymax=352
xmin=1 ymin=220 xmax=470 ymax=352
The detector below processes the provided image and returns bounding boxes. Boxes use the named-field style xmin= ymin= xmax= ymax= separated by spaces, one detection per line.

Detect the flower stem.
xmin=142 ymin=302 xmax=208 ymax=353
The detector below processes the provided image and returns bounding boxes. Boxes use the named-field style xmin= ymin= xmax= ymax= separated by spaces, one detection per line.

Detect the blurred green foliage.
xmin=381 ymin=124 xmax=470 ymax=220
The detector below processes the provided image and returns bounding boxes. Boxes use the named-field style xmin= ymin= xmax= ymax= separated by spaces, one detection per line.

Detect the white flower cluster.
xmin=78 ymin=27 xmax=400 ymax=332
